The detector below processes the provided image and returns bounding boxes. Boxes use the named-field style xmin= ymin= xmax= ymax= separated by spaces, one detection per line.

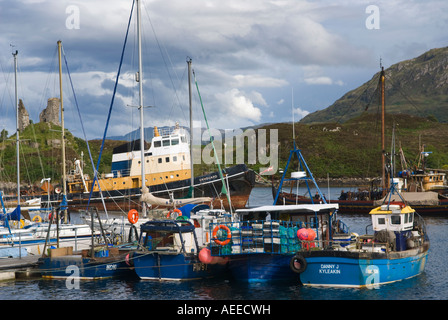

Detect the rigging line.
xmin=335 ymin=72 xmax=381 ymax=124
xmin=60 ymin=47 xmax=96 ymax=182
xmin=387 ymin=77 xmax=426 ymax=116
xmin=86 ymin=0 xmax=135 ymax=210
xmin=143 ymin=3 xmax=187 ymax=122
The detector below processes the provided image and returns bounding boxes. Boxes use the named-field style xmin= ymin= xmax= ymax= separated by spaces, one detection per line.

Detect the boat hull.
xmin=37 ymin=252 xmax=134 ymax=280
xmin=19 ymin=164 xmax=255 ymax=212
xmin=132 ymin=252 xmax=227 ymax=281
xmin=298 ymin=247 xmax=429 ymax=288
xmin=228 ymin=253 xmax=300 ymax=282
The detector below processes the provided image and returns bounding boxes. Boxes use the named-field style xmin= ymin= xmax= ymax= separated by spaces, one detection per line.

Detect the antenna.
xmin=292 ymin=88 xmax=295 ymax=144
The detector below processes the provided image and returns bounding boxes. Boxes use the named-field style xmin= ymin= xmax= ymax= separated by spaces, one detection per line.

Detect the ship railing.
xmin=209 ymin=220 xmax=318 ymax=256
xmin=109 ymin=169 xmax=131 ymax=178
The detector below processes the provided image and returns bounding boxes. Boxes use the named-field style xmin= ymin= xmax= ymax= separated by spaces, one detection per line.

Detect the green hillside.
xmin=1 ymin=113 xmax=447 ymax=193
xmin=0 ymin=122 xmax=125 ymax=192
xmin=257 ymin=113 xmax=448 ymax=180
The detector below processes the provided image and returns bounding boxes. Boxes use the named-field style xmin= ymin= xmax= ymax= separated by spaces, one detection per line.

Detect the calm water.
xmin=1 ymin=187 xmax=447 ymax=304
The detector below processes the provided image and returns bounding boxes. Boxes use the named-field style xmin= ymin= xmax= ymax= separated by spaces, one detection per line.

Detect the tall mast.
xmin=58 ymin=40 xmax=68 ymax=223
xmin=380 ymin=66 xmax=387 ymax=193
xmin=136 ymin=0 xmax=147 ymax=215
xmin=187 ymin=58 xmax=194 ymax=197
xmin=13 ymin=50 xmax=20 ymax=207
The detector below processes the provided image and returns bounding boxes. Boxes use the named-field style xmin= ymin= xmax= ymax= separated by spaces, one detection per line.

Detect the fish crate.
xmin=263 ymin=221 xmax=280 ymax=237
xmin=263 ymin=237 xmax=281 ymax=253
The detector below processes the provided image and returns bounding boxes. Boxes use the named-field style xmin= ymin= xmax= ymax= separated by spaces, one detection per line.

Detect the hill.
xmin=0 ymin=122 xmax=126 ymax=193
xmin=301 ymin=47 xmax=448 ymax=124
xmin=257 ymin=113 xmax=448 ymax=180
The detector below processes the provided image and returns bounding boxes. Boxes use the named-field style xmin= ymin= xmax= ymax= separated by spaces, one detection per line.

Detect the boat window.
xmin=173 ymin=156 xmax=177 ymax=162
xmin=409 ymin=212 xmax=413 ymax=223
xmin=181 ymin=136 xmax=187 ymax=143
xmin=158 ymin=158 xmax=162 ymax=164
xmin=378 ymin=217 xmax=386 ymax=225
xmin=154 ymin=141 xmax=161 ymax=148
xmin=165 ymin=157 xmax=170 ymax=163
xmin=391 ymin=215 xmax=401 ymax=225
xmin=171 ymin=138 xmax=179 ymax=145
xmin=163 ymin=139 xmax=170 ymax=146
xmin=404 ymin=213 xmax=408 ymax=224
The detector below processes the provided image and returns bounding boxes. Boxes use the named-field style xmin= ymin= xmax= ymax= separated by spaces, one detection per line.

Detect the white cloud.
xmin=293 ymin=107 xmax=310 ymax=120
xmin=215 ymin=88 xmax=262 ymax=123
xmin=233 ymin=74 xmax=288 ymax=88
xmin=0 ymin=0 xmax=446 ymax=140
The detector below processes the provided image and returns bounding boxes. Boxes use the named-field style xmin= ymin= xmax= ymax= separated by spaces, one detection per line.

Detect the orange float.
xmin=127 ymin=209 xmax=139 ymax=224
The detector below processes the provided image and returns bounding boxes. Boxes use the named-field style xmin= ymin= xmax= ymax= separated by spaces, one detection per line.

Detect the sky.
xmin=0 ymin=0 xmax=447 ymax=141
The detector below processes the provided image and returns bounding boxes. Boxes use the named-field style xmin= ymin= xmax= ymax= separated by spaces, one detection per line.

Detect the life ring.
xmin=212 ymin=225 xmax=232 ymax=246
xmin=32 ymin=215 xmax=42 ymax=223
xmin=167 ymin=208 xmax=182 ymax=219
xmin=290 ymin=254 xmax=307 ymax=274
xmin=127 ymin=209 xmax=139 ymax=224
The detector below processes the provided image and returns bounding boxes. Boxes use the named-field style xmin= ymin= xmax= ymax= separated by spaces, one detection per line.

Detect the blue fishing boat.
xmin=292 ymin=199 xmax=429 ymax=288
xmin=37 ymin=245 xmax=135 ymax=280
xmin=207 ymin=133 xmax=344 ymax=282
xmin=208 ymin=203 xmax=340 ymax=282
xmin=131 ymin=219 xmax=228 ymax=281
xmin=37 ymin=204 xmax=136 ymax=280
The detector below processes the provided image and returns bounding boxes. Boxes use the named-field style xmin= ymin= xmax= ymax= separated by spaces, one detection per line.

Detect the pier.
xmin=0 ymin=255 xmax=40 ymax=280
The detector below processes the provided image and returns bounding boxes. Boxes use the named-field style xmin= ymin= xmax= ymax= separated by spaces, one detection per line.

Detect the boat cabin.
xmin=369 ymin=203 xmax=415 ymax=232
xmin=138 ymin=220 xmax=199 ymax=254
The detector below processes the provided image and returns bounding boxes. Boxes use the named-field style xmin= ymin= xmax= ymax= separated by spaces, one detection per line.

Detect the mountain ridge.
xmin=300 ymin=47 xmax=448 ymax=124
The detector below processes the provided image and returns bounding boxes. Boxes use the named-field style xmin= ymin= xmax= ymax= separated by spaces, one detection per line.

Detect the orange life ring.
xmin=127 ymin=209 xmax=139 ymax=224
xmin=212 ymin=225 xmax=232 ymax=246
xmin=167 ymin=208 xmax=182 ymax=219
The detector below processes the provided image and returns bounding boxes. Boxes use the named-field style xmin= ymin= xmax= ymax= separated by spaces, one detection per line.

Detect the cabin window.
xmin=154 ymin=141 xmax=161 ymax=148
xmin=181 ymin=136 xmax=187 ymax=143
xmin=173 ymin=156 xmax=177 ymax=162
xmin=378 ymin=217 xmax=385 ymax=225
xmin=391 ymin=215 xmax=401 ymax=225
xmin=404 ymin=213 xmax=409 ymax=224
xmin=158 ymin=158 xmax=162 ymax=164
xmin=163 ymin=139 xmax=170 ymax=146
xmin=171 ymin=138 xmax=179 ymax=145
xmin=165 ymin=157 xmax=170 ymax=163
xmin=409 ymin=213 xmax=414 ymax=223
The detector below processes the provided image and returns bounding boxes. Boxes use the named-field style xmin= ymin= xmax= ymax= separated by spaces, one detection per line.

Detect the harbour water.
xmin=0 ymin=187 xmax=447 ymax=304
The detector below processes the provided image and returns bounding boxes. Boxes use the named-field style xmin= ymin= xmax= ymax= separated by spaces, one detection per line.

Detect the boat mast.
xmin=380 ymin=66 xmax=388 ymax=194
xmin=187 ymin=58 xmax=194 ymax=197
xmin=13 ymin=50 xmax=20 ymax=207
xmin=58 ymin=40 xmax=68 ymax=222
xmin=136 ymin=0 xmax=147 ymax=216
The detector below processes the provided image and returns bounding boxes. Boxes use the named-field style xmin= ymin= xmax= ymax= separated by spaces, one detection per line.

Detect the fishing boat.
xmin=207 ymin=203 xmax=340 ymax=282
xmin=291 ymin=195 xmax=429 ymax=287
xmin=131 ymin=219 xmax=228 ymax=280
xmin=36 ymin=206 xmax=136 ymax=280
xmin=272 ymin=67 xmax=448 ymax=215
xmin=205 ymin=139 xmax=342 ymax=282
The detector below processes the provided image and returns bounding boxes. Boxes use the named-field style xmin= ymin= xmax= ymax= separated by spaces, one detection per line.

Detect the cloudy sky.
xmin=0 ymin=0 xmax=446 ymax=140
